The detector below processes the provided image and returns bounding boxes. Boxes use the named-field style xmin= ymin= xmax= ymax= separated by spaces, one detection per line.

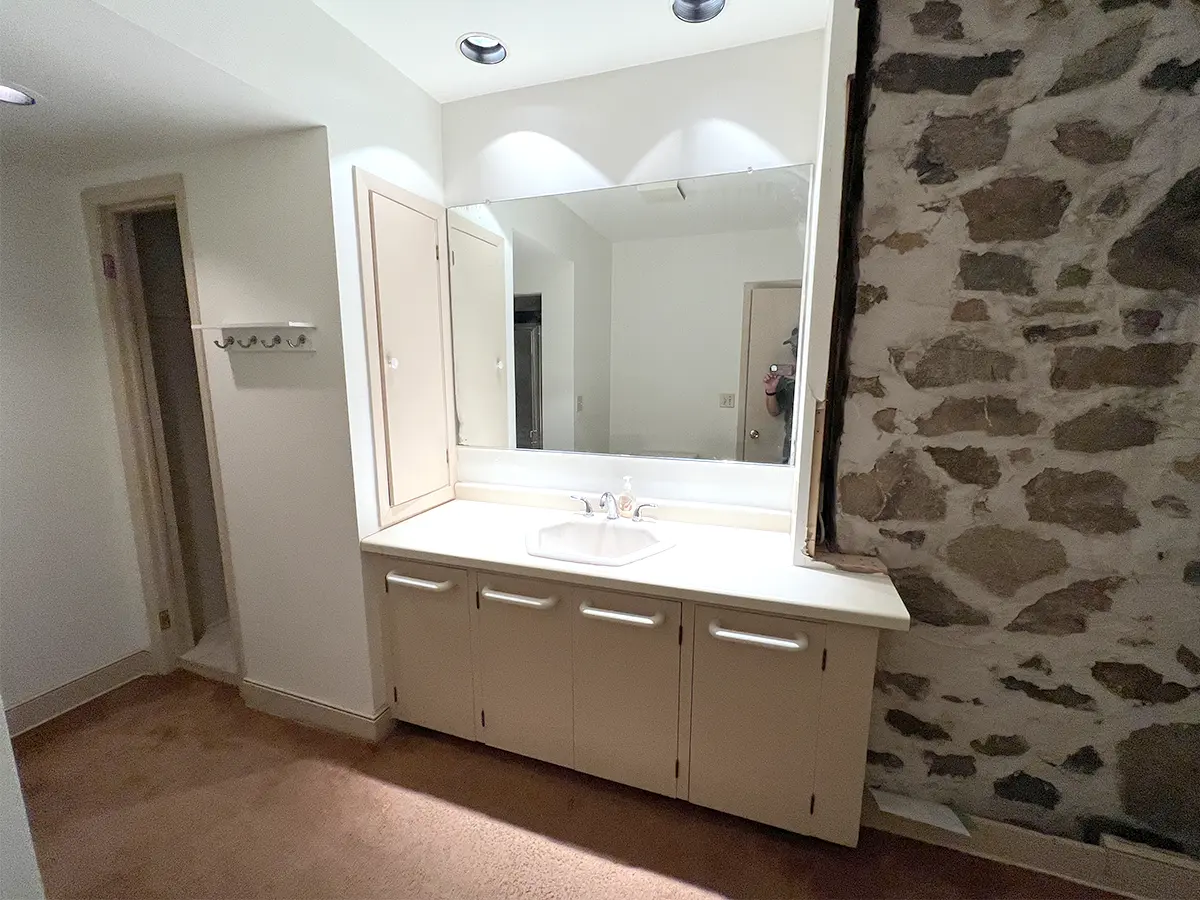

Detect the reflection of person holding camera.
xmin=763 ymin=326 xmax=799 ymax=464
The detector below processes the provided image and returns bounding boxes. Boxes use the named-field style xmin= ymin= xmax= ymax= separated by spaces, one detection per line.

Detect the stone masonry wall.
xmin=838 ymin=0 xmax=1200 ymax=853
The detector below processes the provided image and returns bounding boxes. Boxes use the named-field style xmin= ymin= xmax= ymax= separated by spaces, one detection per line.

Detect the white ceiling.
xmin=309 ymin=0 xmax=830 ymax=102
xmin=553 ymin=165 xmax=812 ymax=242
xmin=0 ymin=0 xmax=310 ymax=175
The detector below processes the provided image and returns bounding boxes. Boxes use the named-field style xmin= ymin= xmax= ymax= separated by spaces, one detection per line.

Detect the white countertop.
xmin=361 ymin=501 xmax=910 ymax=632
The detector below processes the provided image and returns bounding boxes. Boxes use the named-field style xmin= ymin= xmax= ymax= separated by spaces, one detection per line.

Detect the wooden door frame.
xmin=735 ymin=281 xmax=804 ymax=462
xmin=353 ymin=168 xmax=457 ymax=528
xmin=82 ymin=175 xmax=245 ymax=677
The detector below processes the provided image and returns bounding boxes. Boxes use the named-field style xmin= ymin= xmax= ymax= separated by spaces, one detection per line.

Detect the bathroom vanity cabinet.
xmin=361 ymin=503 xmax=907 ymax=847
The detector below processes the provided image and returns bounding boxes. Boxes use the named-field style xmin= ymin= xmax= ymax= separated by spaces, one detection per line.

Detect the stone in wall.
xmin=1117 ymin=724 xmax=1200 ymax=838
xmin=1047 ymin=22 xmax=1147 ymax=96
xmin=876 ymin=50 xmax=1024 ymax=95
xmin=880 ymin=528 xmax=925 ymax=548
xmin=1022 ymin=322 xmax=1100 ymax=343
xmin=1122 ymin=308 xmax=1162 ymax=337
xmin=1152 ymin=495 xmax=1191 ymax=518
xmin=999 ymin=676 xmax=1096 ymax=711
xmin=1176 ymin=646 xmax=1200 ymax=675
xmin=1023 ymin=469 xmax=1139 ymax=534
xmin=904 ymin=335 xmax=1017 ymax=388
xmin=925 ymin=752 xmax=976 ymax=777
xmin=1062 ymin=746 xmax=1104 ymax=775
xmin=958 ymin=251 xmax=1034 ymax=295
xmin=867 ymin=750 xmax=904 ymax=769
xmin=886 ymin=709 xmax=951 ymax=741
xmin=1056 ymin=264 xmax=1092 ymax=289
xmin=909 ymin=1 xmax=964 ymax=40
xmin=945 ymin=526 xmax=1067 ymax=596
xmin=1174 ymin=455 xmax=1200 ymax=483
xmin=1142 ymin=57 xmax=1200 ymax=93
xmin=1051 ymin=344 xmax=1195 ymax=390
xmin=890 ymin=568 xmax=988 ymax=626
xmin=925 ymin=446 xmax=1000 ymax=487
xmin=1091 ymin=662 xmax=1190 ymax=704
xmin=1052 ymin=404 xmax=1158 ymax=452
xmin=915 ymin=396 xmax=1041 ymax=437
xmin=876 ymin=670 xmax=932 ymax=701
xmin=1006 ymin=578 xmax=1124 ymax=636
xmin=839 ymin=449 xmax=947 ymax=521
xmin=910 ymin=113 xmax=1010 ymax=184
xmin=1052 ymin=121 xmax=1134 ymax=164
xmin=960 ymin=177 xmax=1071 ymax=242
xmin=1185 ymin=561 xmax=1200 ymax=586
xmin=873 ymin=409 xmax=899 ymax=433
xmin=951 ymin=298 xmax=989 ymax=321
xmin=994 ymin=771 xmax=1061 ymax=809
xmin=971 ymin=734 xmax=1030 ymax=756
xmin=857 ymin=284 xmax=888 ymax=314
xmin=849 ymin=375 xmax=886 ymax=398
xmin=1020 ymin=654 xmax=1052 ymax=675
xmin=1108 ymin=167 xmax=1200 ymax=293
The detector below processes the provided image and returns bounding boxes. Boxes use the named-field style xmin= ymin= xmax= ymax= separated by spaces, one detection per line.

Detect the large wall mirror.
xmin=447 ymin=165 xmax=813 ymax=466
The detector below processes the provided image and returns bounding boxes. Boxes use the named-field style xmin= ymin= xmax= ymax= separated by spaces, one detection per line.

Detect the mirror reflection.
xmin=448 ymin=165 xmax=813 ymax=466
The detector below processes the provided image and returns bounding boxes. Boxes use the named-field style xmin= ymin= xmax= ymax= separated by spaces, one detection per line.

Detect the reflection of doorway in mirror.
xmin=737 ymin=285 xmax=803 ymax=464
xmin=513 ymin=295 xmax=543 ymax=449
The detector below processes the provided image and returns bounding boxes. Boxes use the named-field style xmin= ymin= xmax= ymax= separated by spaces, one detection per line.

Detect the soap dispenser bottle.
xmin=617 ymin=475 xmax=636 ymax=519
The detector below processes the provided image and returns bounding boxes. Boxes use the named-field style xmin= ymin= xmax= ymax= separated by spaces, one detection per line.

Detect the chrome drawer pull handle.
xmin=708 ymin=620 xmax=807 ymax=652
xmin=385 ymin=572 xmax=454 ymax=593
xmin=579 ymin=602 xmax=664 ymax=628
xmin=480 ymin=587 xmax=557 ymax=610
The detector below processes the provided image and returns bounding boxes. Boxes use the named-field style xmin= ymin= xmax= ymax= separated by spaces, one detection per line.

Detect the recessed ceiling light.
xmin=0 ymin=82 xmax=36 ymax=106
xmin=459 ymin=33 xmax=507 ymax=65
xmin=673 ymin=0 xmax=726 ymax=23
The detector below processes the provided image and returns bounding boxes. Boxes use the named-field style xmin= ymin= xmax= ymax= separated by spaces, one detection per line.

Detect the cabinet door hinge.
xmin=675 ymin=759 xmax=680 ymax=779
xmin=810 ymin=794 xmax=815 ymax=815
xmin=678 ymin=624 xmax=683 ymax=645
xmin=480 ymin=709 xmax=486 ymax=728
xmin=435 ymin=244 xmax=440 ymax=260
xmin=476 ymin=591 xmax=480 ymax=609
xmin=393 ymin=686 xmax=398 ymax=703
xmin=822 ymin=648 xmax=827 ymax=671
xmin=158 ymin=609 xmax=171 ymax=630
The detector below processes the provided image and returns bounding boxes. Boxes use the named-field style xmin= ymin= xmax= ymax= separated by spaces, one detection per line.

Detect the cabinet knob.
xmin=749 ymin=429 xmax=760 ymax=439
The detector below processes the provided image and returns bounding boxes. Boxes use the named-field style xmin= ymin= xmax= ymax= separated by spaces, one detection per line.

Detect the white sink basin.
xmin=525 ymin=517 xmax=672 ymax=567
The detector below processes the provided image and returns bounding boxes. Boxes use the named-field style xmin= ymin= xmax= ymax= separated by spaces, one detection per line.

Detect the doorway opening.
xmin=83 ymin=177 xmax=242 ymax=684
xmin=736 ymin=282 xmax=804 ymax=465
xmin=514 ymin=294 xmax=543 ymax=450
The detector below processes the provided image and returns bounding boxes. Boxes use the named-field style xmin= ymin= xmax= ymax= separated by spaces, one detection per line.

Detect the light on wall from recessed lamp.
xmin=673 ymin=0 xmax=726 ymax=23
xmin=0 ymin=82 xmax=36 ymax=106
xmin=459 ymin=33 xmax=507 ymax=65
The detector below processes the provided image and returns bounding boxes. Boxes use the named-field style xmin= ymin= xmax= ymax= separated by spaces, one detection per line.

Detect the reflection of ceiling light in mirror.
xmin=459 ymin=33 xmax=507 ymax=65
xmin=672 ymin=0 xmax=726 ymax=23
xmin=637 ymin=180 xmax=686 ymax=203
xmin=0 ymin=82 xmax=36 ymax=105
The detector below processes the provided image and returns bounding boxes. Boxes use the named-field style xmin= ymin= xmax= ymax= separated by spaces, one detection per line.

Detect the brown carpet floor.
xmin=13 ymin=672 xmax=1114 ymax=900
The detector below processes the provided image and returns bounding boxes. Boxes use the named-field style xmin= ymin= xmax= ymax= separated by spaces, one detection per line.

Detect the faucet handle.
xmin=632 ymin=502 xmax=658 ymax=522
xmin=570 ymin=494 xmax=594 ymax=516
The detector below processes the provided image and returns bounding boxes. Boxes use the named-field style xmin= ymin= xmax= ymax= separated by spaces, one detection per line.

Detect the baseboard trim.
xmin=240 ymin=679 xmax=393 ymax=742
xmin=5 ymin=651 xmax=154 ymax=736
xmin=862 ymin=795 xmax=1195 ymax=900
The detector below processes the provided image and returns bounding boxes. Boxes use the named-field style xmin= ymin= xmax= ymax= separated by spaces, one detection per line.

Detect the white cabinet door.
xmin=572 ymin=590 xmax=681 ymax=796
xmin=383 ymin=561 xmax=475 ymax=740
xmin=689 ymin=605 xmax=826 ymax=832
xmin=475 ymin=574 xmax=573 ymax=768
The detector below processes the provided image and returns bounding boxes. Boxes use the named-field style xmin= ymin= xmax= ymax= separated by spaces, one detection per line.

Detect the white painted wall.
xmin=442 ymin=33 xmax=825 ymax=205
xmin=609 ymin=228 xmax=805 ymax=460
xmin=0 ymin=693 xmax=43 ymax=899
xmin=0 ymin=166 xmax=149 ymax=708
xmin=1 ymin=129 xmax=385 ymax=720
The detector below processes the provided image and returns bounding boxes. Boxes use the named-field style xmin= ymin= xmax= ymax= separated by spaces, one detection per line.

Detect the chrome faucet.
xmin=598 ymin=491 xmax=620 ymax=520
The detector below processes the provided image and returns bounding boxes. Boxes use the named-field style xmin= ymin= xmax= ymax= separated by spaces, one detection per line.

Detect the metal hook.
xmin=260 ymin=334 xmax=282 ymax=348
xmin=236 ymin=335 xmax=258 ymax=349
xmin=286 ymin=334 xmax=308 ymax=349
xmin=214 ymin=336 xmax=235 ymax=349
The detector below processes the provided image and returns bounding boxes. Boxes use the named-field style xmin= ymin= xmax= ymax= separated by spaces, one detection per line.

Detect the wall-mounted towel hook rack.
xmin=194 ymin=322 xmax=316 ymax=352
